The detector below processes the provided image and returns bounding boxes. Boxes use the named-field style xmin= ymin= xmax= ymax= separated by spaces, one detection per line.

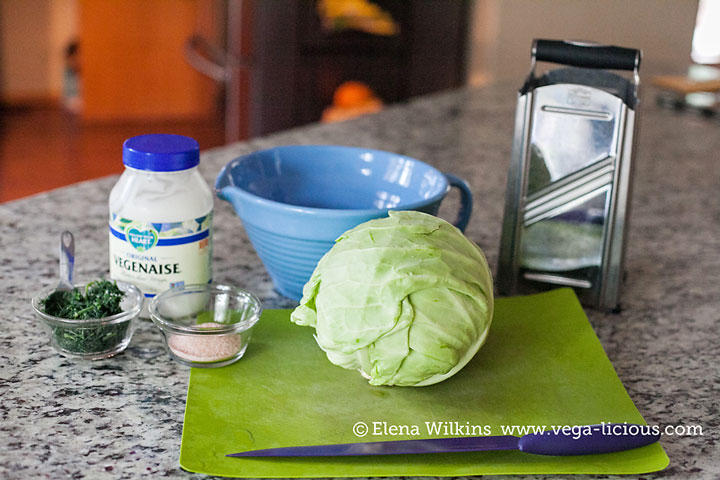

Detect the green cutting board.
xmin=179 ymin=288 xmax=669 ymax=477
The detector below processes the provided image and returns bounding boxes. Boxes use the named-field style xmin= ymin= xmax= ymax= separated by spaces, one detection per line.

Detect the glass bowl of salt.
xmin=149 ymin=284 xmax=262 ymax=368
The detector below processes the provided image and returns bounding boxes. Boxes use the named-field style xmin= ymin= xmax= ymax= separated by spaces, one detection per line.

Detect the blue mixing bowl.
xmin=215 ymin=145 xmax=472 ymax=300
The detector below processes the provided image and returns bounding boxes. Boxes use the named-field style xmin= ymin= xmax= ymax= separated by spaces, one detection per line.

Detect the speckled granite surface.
xmin=1 ymin=84 xmax=718 ymax=479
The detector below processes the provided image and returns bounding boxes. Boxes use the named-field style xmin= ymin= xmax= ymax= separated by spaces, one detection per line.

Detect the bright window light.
xmin=692 ymin=0 xmax=720 ymax=64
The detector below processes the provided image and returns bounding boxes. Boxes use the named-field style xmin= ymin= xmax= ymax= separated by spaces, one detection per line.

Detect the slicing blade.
xmin=227 ymin=436 xmax=520 ymax=457
xmin=226 ymin=423 xmax=661 ymax=458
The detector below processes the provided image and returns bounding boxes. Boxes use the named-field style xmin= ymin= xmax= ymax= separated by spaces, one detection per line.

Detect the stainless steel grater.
xmin=498 ymin=39 xmax=642 ymax=310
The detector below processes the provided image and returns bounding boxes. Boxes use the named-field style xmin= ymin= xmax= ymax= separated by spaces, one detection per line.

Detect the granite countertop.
xmin=1 ymin=83 xmax=718 ymax=479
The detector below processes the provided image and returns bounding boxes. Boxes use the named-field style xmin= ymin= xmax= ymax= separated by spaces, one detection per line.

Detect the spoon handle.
xmin=59 ymin=231 xmax=75 ymax=289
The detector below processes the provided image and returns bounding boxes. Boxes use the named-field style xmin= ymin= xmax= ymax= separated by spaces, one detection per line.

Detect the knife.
xmin=227 ymin=423 xmax=660 ymax=457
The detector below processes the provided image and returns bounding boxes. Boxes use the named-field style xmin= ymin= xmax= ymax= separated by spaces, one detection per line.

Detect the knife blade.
xmin=227 ymin=423 xmax=660 ymax=457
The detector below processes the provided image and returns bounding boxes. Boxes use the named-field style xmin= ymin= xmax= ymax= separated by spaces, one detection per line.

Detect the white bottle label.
xmin=109 ymin=212 xmax=212 ymax=297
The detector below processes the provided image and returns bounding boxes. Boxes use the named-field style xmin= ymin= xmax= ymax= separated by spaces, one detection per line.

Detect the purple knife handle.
xmin=518 ymin=424 xmax=660 ymax=456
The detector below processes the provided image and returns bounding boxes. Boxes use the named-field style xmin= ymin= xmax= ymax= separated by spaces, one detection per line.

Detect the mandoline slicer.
xmin=498 ymin=39 xmax=642 ymax=310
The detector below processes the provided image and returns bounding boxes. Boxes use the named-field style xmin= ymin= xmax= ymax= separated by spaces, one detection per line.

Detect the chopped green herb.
xmin=50 ymin=322 xmax=129 ymax=354
xmin=42 ymin=280 xmax=124 ymax=319
xmin=41 ymin=280 xmax=129 ymax=354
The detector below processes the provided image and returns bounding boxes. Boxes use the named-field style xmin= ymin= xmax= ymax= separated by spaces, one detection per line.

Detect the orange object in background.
xmin=332 ymin=81 xmax=375 ymax=108
xmin=322 ymin=81 xmax=383 ymax=123
xmin=316 ymin=0 xmax=399 ymax=37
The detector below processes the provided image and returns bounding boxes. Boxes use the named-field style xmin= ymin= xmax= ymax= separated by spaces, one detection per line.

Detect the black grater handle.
xmin=534 ymin=39 xmax=641 ymax=71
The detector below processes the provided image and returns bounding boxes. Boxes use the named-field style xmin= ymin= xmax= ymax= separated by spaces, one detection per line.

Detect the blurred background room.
xmin=0 ymin=0 xmax=716 ymax=203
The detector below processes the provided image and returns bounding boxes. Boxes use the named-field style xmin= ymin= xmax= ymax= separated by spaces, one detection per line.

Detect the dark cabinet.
xmin=228 ymin=0 xmax=469 ymax=139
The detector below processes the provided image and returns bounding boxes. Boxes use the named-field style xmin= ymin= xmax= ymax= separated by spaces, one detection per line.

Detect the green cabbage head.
xmin=290 ymin=211 xmax=494 ymax=386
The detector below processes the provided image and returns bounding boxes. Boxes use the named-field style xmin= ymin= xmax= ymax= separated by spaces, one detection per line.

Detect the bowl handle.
xmin=443 ymin=173 xmax=473 ymax=232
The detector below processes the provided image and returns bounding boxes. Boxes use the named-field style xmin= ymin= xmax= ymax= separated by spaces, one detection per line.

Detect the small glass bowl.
xmin=31 ymin=281 xmax=143 ymax=360
xmin=149 ymin=284 xmax=262 ymax=368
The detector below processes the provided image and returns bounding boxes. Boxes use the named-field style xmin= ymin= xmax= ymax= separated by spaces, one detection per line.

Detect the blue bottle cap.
xmin=123 ymin=134 xmax=200 ymax=172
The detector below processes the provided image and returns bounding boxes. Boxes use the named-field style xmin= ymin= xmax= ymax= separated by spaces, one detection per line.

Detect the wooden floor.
xmin=0 ymin=105 xmax=226 ymax=203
